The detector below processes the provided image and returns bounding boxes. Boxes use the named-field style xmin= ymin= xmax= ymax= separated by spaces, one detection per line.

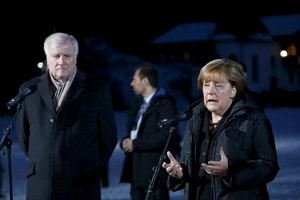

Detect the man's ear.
xmin=143 ymin=77 xmax=149 ymax=85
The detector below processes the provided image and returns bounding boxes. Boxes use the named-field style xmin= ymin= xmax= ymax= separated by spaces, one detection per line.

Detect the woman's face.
xmin=202 ymin=74 xmax=236 ymax=116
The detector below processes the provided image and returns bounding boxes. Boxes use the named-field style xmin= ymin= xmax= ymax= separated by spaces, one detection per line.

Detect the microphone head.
xmin=6 ymin=85 xmax=37 ymax=109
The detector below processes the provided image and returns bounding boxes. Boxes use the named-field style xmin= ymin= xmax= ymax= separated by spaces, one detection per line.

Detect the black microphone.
xmin=6 ymin=85 xmax=37 ymax=109
xmin=158 ymin=110 xmax=192 ymax=128
xmin=158 ymin=99 xmax=201 ymax=128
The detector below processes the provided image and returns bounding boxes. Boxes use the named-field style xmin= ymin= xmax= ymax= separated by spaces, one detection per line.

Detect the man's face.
xmin=47 ymin=41 xmax=77 ymax=82
xmin=130 ymin=69 xmax=146 ymax=96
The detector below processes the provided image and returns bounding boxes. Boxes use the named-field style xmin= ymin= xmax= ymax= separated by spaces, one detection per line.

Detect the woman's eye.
xmin=216 ymin=84 xmax=223 ymax=88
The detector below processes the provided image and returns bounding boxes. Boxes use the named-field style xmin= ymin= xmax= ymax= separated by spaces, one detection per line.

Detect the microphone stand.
xmin=145 ymin=124 xmax=177 ymax=200
xmin=0 ymin=104 xmax=22 ymax=200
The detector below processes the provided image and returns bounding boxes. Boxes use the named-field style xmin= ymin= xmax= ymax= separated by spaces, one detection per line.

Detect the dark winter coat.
xmin=167 ymin=93 xmax=279 ymax=200
xmin=120 ymin=88 xmax=181 ymax=188
xmin=17 ymin=69 xmax=117 ymax=200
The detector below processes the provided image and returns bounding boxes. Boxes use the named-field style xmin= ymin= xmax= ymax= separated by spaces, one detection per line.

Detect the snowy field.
xmin=0 ymin=107 xmax=299 ymax=200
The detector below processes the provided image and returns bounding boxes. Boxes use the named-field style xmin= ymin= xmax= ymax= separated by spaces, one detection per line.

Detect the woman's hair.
xmin=43 ymin=32 xmax=79 ymax=57
xmin=197 ymin=58 xmax=246 ymax=92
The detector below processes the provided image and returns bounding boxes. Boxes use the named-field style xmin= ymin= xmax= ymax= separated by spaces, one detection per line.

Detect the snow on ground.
xmin=0 ymin=107 xmax=299 ymax=200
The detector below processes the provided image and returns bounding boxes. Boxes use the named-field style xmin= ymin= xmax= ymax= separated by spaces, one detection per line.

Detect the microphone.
xmin=158 ymin=110 xmax=192 ymax=128
xmin=158 ymin=99 xmax=201 ymax=128
xmin=6 ymin=85 xmax=37 ymax=109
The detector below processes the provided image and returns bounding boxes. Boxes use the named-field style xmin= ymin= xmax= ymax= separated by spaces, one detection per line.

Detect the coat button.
xmin=50 ymin=118 xmax=55 ymax=123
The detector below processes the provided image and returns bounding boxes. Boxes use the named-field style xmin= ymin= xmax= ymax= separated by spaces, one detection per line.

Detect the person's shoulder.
xmin=155 ymin=88 xmax=176 ymax=102
xmin=20 ymin=75 xmax=43 ymax=89
xmin=84 ymin=74 xmax=109 ymax=87
xmin=244 ymin=89 xmax=265 ymax=111
xmin=164 ymin=93 xmax=176 ymax=102
xmin=244 ymin=106 xmax=269 ymax=123
xmin=155 ymin=94 xmax=176 ymax=107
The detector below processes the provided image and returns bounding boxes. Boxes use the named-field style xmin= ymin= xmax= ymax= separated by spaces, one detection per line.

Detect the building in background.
xmin=150 ymin=14 xmax=300 ymax=105
xmin=81 ymin=14 xmax=299 ymax=110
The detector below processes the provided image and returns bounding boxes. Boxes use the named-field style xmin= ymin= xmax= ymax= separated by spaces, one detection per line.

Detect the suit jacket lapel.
xmin=37 ymin=74 xmax=56 ymax=112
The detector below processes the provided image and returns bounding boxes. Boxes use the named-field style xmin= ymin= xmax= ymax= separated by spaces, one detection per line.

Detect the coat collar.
xmin=36 ymin=69 xmax=87 ymax=112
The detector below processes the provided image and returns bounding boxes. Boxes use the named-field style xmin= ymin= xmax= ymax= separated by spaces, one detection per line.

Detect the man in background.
xmin=120 ymin=64 xmax=181 ymax=200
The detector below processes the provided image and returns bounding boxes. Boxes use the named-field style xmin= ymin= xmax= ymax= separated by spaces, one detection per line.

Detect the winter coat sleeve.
xmin=221 ymin=111 xmax=279 ymax=188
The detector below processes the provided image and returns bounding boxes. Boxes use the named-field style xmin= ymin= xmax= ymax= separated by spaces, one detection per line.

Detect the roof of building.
xmin=152 ymin=14 xmax=300 ymax=44
xmin=152 ymin=22 xmax=216 ymax=44
xmin=261 ymin=14 xmax=300 ymax=36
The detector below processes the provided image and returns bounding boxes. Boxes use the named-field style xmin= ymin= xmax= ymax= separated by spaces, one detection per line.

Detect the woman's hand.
xmin=201 ymin=147 xmax=229 ymax=176
xmin=162 ymin=151 xmax=183 ymax=179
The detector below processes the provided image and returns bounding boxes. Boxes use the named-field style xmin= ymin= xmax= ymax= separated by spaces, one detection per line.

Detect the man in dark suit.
xmin=120 ymin=64 xmax=181 ymax=200
xmin=16 ymin=32 xmax=117 ymax=200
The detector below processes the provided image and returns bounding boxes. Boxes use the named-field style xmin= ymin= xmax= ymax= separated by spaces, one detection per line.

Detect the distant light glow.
xmin=37 ymin=62 xmax=43 ymax=69
xmin=280 ymin=50 xmax=288 ymax=57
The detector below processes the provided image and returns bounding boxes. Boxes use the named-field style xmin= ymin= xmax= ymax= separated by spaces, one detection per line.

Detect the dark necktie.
xmin=53 ymin=83 xmax=63 ymax=108
xmin=132 ymin=100 xmax=149 ymax=130
xmin=137 ymin=101 xmax=149 ymax=118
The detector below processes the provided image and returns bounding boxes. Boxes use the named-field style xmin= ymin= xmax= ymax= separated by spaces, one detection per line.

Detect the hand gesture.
xmin=162 ymin=151 xmax=183 ymax=179
xmin=201 ymin=147 xmax=228 ymax=176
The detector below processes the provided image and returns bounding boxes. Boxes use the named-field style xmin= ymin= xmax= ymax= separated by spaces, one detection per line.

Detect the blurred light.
xmin=37 ymin=62 xmax=43 ymax=69
xmin=280 ymin=50 xmax=288 ymax=58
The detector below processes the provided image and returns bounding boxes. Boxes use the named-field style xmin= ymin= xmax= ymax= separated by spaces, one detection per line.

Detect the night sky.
xmin=2 ymin=3 xmax=300 ymax=113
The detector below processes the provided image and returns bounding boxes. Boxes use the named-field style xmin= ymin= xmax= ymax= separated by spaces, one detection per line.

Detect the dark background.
xmin=1 ymin=4 xmax=299 ymax=198
xmin=2 ymin=3 xmax=300 ymax=113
